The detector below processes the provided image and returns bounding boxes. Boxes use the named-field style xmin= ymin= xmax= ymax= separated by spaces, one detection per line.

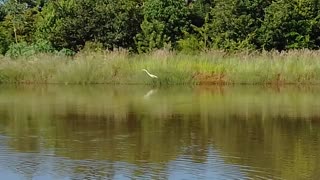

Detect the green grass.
xmin=1 ymin=50 xmax=320 ymax=85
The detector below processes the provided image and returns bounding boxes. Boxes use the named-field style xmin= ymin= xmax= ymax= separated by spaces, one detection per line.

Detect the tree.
xmin=180 ymin=0 xmax=215 ymax=51
xmin=208 ymin=0 xmax=272 ymax=50
xmin=259 ymin=0 xmax=320 ymax=50
xmin=188 ymin=0 xmax=214 ymax=28
xmin=2 ymin=0 xmax=28 ymax=43
xmin=0 ymin=4 xmax=6 ymax=21
xmin=0 ymin=27 xmax=12 ymax=55
xmin=35 ymin=0 xmax=142 ymax=51
xmin=0 ymin=0 xmax=41 ymax=44
xmin=135 ymin=0 xmax=190 ymax=52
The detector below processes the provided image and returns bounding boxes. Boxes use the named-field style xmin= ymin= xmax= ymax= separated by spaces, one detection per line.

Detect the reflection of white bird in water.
xmin=142 ymin=69 xmax=158 ymax=78
xmin=143 ymin=89 xmax=157 ymax=99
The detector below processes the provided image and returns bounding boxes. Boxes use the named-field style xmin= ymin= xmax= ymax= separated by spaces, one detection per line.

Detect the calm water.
xmin=0 ymin=85 xmax=319 ymax=180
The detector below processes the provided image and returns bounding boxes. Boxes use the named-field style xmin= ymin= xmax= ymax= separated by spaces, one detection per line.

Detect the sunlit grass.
xmin=1 ymin=50 xmax=320 ymax=85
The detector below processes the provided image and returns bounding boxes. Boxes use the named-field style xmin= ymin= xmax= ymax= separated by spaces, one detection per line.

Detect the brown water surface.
xmin=0 ymin=85 xmax=319 ymax=180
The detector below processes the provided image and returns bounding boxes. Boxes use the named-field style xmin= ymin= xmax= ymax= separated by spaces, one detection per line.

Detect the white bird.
xmin=142 ymin=69 xmax=158 ymax=78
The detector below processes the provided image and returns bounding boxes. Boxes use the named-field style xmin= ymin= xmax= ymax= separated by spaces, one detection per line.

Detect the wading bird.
xmin=142 ymin=69 xmax=158 ymax=78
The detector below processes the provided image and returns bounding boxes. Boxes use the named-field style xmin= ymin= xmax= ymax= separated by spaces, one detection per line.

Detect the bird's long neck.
xmin=143 ymin=70 xmax=152 ymax=76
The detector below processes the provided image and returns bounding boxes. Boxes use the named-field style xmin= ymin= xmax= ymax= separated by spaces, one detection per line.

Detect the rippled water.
xmin=0 ymin=85 xmax=319 ymax=180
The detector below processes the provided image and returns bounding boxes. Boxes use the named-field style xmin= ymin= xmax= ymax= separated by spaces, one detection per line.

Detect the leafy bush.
xmin=32 ymin=39 xmax=56 ymax=53
xmin=178 ymin=34 xmax=204 ymax=53
xmin=58 ymin=48 xmax=75 ymax=56
xmin=5 ymin=42 xmax=34 ymax=58
xmin=5 ymin=40 xmax=55 ymax=58
xmin=81 ymin=41 xmax=104 ymax=53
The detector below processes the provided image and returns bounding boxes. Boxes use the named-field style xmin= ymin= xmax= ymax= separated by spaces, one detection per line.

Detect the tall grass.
xmin=1 ymin=50 xmax=320 ymax=85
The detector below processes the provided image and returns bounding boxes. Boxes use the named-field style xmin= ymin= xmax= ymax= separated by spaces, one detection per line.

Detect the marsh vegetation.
xmin=1 ymin=50 xmax=320 ymax=85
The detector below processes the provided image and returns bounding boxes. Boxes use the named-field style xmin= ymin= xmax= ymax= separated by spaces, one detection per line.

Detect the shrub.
xmin=5 ymin=42 xmax=34 ymax=58
xmin=178 ymin=34 xmax=204 ymax=53
xmin=5 ymin=40 xmax=55 ymax=58
xmin=58 ymin=48 xmax=75 ymax=56
xmin=81 ymin=41 xmax=104 ymax=53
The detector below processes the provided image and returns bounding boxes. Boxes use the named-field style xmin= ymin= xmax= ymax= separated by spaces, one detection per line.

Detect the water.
xmin=0 ymin=85 xmax=319 ymax=180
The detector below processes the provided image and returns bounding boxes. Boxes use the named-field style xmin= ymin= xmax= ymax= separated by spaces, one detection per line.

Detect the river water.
xmin=0 ymin=85 xmax=319 ymax=180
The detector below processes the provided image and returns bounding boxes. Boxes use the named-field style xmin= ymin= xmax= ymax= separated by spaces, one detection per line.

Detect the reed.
xmin=1 ymin=50 xmax=320 ymax=85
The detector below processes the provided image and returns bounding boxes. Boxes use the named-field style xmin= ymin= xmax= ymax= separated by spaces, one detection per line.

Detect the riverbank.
xmin=0 ymin=50 xmax=320 ymax=85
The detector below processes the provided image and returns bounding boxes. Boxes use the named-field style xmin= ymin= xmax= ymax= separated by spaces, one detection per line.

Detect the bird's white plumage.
xmin=142 ymin=69 xmax=158 ymax=78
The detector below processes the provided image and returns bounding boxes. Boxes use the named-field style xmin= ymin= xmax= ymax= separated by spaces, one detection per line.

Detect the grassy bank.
xmin=0 ymin=50 xmax=320 ymax=85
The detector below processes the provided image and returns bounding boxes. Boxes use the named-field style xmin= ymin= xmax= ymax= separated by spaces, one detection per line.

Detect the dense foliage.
xmin=0 ymin=0 xmax=320 ymax=55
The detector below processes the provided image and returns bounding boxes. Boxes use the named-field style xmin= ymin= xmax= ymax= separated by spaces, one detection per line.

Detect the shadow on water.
xmin=0 ymin=85 xmax=320 ymax=179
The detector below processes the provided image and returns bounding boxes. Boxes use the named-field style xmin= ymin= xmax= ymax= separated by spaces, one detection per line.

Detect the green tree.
xmin=178 ymin=13 xmax=210 ymax=52
xmin=208 ymin=0 xmax=272 ymax=50
xmin=0 ymin=1 xmax=10 ymax=55
xmin=135 ymin=0 xmax=190 ymax=52
xmin=2 ymin=0 xmax=28 ymax=43
xmin=0 ymin=27 xmax=12 ymax=55
xmin=0 ymin=5 xmax=6 ymax=21
xmin=188 ymin=0 xmax=214 ymax=28
xmin=0 ymin=0 xmax=41 ymax=44
xmin=35 ymin=0 xmax=142 ymax=51
xmin=175 ymin=0 xmax=214 ymax=52
xmin=260 ymin=0 xmax=320 ymax=50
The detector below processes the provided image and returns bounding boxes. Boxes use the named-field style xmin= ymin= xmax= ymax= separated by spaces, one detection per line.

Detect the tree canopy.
xmin=0 ymin=0 xmax=320 ymax=55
